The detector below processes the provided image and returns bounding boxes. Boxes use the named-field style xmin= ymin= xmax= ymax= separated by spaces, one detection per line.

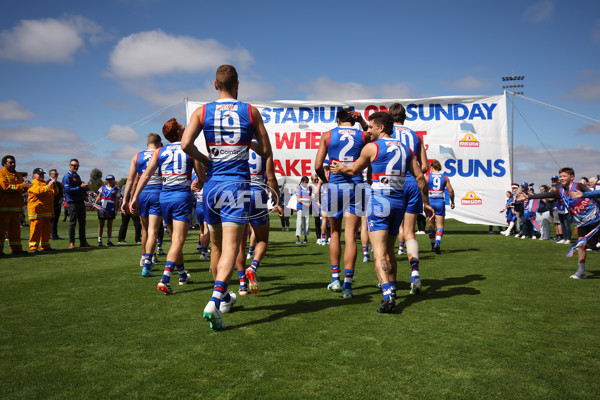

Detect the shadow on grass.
xmin=393 ymin=274 xmax=485 ymax=314
xmin=231 ymin=294 xmax=374 ymax=329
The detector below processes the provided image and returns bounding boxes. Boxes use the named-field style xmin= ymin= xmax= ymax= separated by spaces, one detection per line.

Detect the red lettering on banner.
xmin=301 ymin=159 xmax=311 ymax=176
xmin=273 ymin=159 xmax=313 ymax=176
xmin=287 ymin=160 xmax=300 ymax=176
xmin=310 ymin=132 xmax=321 ymax=148
xmin=416 ymin=130 xmax=429 ymax=150
xmin=275 ymin=132 xmax=295 ymax=149
xmin=295 ymin=132 xmax=310 ymax=148
xmin=364 ymin=105 xmax=389 ymax=119
xmin=274 ymin=160 xmax=285 ymax=176
xmin=275 ymin=131 xmax=323 ymax=149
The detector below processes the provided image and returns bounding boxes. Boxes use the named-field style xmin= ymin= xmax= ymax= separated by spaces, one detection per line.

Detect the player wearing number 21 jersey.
xmin=331 ymin=112 xmax=433 ymax=314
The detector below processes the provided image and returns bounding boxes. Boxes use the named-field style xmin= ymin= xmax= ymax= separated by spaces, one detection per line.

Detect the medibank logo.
xmin=461 ymin=191 xmax=482 ymax=205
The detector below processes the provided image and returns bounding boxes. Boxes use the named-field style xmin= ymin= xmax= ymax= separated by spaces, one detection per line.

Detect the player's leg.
xmin=361 ymin=216 xmax=371 ymax=262
xmin=246 ymin=222 xmax=269 ymax=294
xmin=203 ymin=223 xmax=245 ymax=330
xmin=341 ymin=212 xmax=360 ymax=298
xmin=235 ymin=224 xmax=249 ymax=295
xmin=370 ymin=229 xmax=395 ymax=313
xmin=427 ymin=214 xmax=436 ymax=251
xmin=246 ymin=228 xmax=256 ymax=260
xmin=434 ymin=215 xmax=445 ymax=253
xmin=397 ymin=223 xmax=405 ymax=255
xmin=403 ymin=212 xmax=421 ymax=294
xmin=326 ymin=216 xmax=343 ymax=292
xmin=157 ymin=207 xmax=191 ymax=295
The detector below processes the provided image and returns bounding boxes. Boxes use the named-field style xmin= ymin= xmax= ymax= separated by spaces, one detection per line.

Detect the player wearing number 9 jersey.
xmin=425 ymin=160 xmax=455 ymax=254
xmin=130 ymin=119 xmax=199 ymax=296
xmin=315 ymin=108 xmax=369 ymax=299
xmin=181 ymin=64 xmax=278 ymax=331
xmin=330 ymin=112 xmax=433 ymax=314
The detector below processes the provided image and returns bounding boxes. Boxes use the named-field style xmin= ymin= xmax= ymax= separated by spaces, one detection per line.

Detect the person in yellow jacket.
xmin=27 ymin=168 xmax=58 ymax=252
xmin=0 ymin=155 xmax=32 ymax=255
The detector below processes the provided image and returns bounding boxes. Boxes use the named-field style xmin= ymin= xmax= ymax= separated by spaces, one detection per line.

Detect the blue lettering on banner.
xmin=444 ymin=159 xmax=506 ymax=177
xmin=406 ymin=103 xmax=497 ymax=121
xmin=259 ymin=106 xmax=354 ymax=125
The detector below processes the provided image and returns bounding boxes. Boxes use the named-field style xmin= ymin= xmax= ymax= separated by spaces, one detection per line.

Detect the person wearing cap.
xmin=62 ymin=158 xmax=91 ymax=248
xmin=0 ymin=155 xmax=32 ymax=255
xmin=27 ymin=168 xmax=58 ymax=252
xmin=94 ymin=174 xmax=120 ymax=246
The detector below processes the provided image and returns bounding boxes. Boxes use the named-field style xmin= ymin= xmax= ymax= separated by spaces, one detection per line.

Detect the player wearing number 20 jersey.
xmin=157 ymin=141 xmax=194 ymax=224
xmin=201 ymin=99 xmax=254 ymax=225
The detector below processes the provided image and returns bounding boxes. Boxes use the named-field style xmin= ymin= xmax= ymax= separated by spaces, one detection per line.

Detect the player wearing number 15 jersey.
xmin=182 ymin=64 xmax=278 ymax=331
xmin=426 ymin=160 xmax=455 ymax=254
xmin=331 ymin=112 xmax=433 ymax=314
xmin=314 ymin=108 xmax=368 ymax=299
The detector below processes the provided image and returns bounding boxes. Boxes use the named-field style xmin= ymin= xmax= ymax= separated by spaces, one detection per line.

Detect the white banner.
xmin=186 ymin=95 xmax=510 ymax=226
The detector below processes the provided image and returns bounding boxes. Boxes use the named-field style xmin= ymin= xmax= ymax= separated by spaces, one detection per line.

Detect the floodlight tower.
xmin=501 ymin=75 xmax=525 ymax=182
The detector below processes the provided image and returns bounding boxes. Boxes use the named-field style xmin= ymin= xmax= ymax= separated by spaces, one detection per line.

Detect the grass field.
xmin=1 ymin=213 xmax=599 ymax=399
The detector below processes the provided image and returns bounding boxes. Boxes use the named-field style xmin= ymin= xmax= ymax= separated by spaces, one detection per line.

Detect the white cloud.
xmin=513 ymin=144 xmax=600 ymax=185
xmin=108 ymin=30 xmax=253 ymax=79
xmin=0 ymin=100 xmax=34 ymax=121
xmin=119 ymin=76 xmax=277 ymax=107
xmin=105 ymin=124 xmax=142 ymax=143
xmin=0 ymin=126 xmax=82 ymax=143
xmin=565 ymin=71 xmax=600 ymax=102
xmin=441 ymin=76 xmax=491 ymax=91
xmin=298 ymin=77 xmax=414 ymax=101
xmin=0 ymin=16 xmax=104 ymax=63
xmin=522 ymin=0 xmax=554 ymax=24
xmin=577 ymin=123 xmax=600 ymax=135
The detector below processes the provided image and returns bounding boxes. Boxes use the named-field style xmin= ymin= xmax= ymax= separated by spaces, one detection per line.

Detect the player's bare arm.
xmin=330 ymin=143 xmax=375 ymax=176
xmin=251 ymin=106 xmax=272 ymax=159
xmin=349 ymin=111 xmax=368 ymax=131
xmin=314 ymin=130 xmax=331 ymax=183
xmin=410 ymin=156 xmax=434 ymax=217
xmin=265 ymin=155 xmax=284 ymax=216
xmin=418 ymin=142 xmax=429 ymax=173
xmin=181 ymin=106 xmax=209 ymax=167
xmin=129 ymin=150 xmax=159 ymax=214
xmin=446 ymin=176 xmax=455 ymax=209
xmin=121 ymin=154 xmax=138 ymax=213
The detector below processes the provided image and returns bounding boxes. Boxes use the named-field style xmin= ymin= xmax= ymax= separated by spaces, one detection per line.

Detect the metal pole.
xmin=511 ymin=92 xmax=514 ymax=183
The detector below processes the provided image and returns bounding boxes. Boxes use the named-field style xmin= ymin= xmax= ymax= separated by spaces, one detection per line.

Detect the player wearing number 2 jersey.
xmin=315 ymin=108 xmax=368 ymax=299
xmin=130 ymin=119 xmax=200 ymax=296
xmin=425 ymin=160 xmax=455 ymax=254
xmin=331 ymin=112 xmax=433 ymax=314
xmin=182 ymin=64 xmax=276 ymax=331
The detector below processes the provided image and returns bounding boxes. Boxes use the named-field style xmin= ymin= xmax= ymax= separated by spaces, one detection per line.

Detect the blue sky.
xmin=1 ymin=0 xmax=599 ymax=187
